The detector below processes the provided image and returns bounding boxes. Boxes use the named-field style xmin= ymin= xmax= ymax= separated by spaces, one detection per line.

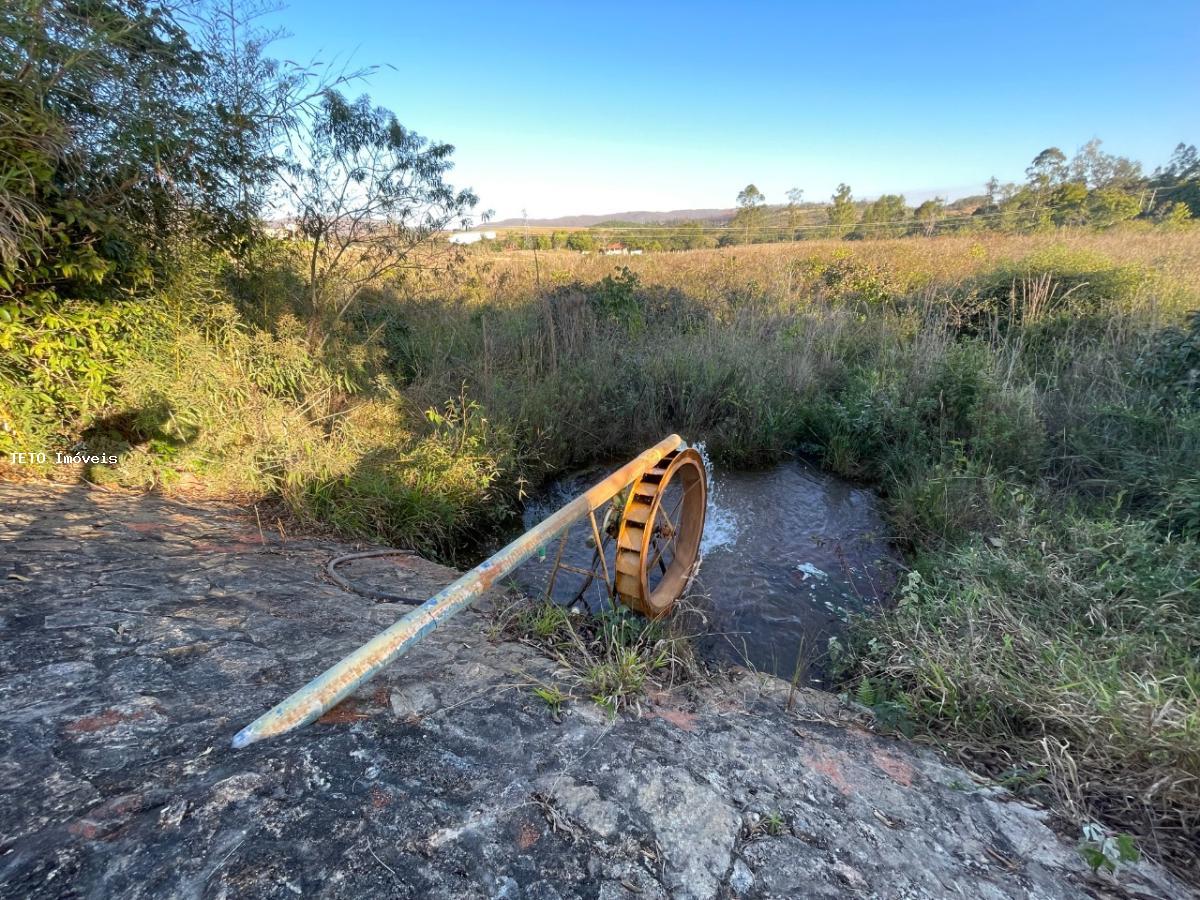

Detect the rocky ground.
xmin=0 ymin=482 xmax=1192 ymax=899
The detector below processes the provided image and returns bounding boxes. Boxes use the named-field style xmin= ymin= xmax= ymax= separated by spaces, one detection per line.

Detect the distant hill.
xmin=486 ymin=208 xmax=737 ymax=228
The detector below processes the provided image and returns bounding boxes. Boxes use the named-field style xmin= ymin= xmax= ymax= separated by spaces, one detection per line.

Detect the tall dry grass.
xmin=27 ymin=226 xmax=1199 ymax=877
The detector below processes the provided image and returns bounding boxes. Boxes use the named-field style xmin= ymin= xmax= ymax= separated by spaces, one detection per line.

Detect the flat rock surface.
xmin=0 ymin=483 xmax=1191 ymax=899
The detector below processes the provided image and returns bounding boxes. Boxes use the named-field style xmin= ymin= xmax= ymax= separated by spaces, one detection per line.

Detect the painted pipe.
xmin=231 ymin=433 xmax=685 ymax=748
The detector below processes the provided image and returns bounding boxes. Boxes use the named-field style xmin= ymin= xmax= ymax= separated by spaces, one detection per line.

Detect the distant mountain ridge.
xmin=482 ymin=195 xmax=988 ymax=231
xmin=486 ymin=208 xmax=737 ymax=228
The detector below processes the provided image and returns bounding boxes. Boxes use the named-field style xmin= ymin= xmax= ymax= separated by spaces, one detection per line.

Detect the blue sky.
xmin=271 ymin=0 xmax=1199 ymax=220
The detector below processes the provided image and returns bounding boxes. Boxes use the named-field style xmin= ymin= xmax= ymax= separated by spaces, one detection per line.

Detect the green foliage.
xmin=1161 ymin=475 xmax=1200 ymax=539
xmin=1135 ymin=310 xmax=1200 ymax=410
xmin=1152 ymin=144 xmax=1200 ymax=217
xmin=827 ymin=182 xmax=857 ymax=233
xmin=762 ymin=812 xmax=786 ymax=836
xmin=911 ymin=198 xmax=945 ymax=235
xmin=0 ymin=0 xmax=283 ymax=303
xmin=967 ymin=245 xmax=1147 ymax=331
xmin=497 ymin=597 xmax=699 ymax=714
xmin=857 ymin=193 xmax=907 ymax=238
xmin=531 ymin=683 xmax=567 ymax=716
xmin=734 ymin=184 xmax=767 ymax=242
xmin=565 ymin=230 xmax=596 ymax=251
xmin=588 ymin=266 xmax=644 ymax=330
xmin=1079 ymin=825 xmax=1140 ymax=875
xmin=0 ymin=297 xmax=160 ymax=456
xmin=854 ymin=506 xmax=1200 ymax=859
xmin=809 ymin=254 xmax=903 ymax=305
xmin=290 ymin=392 xmax=519 ymax=561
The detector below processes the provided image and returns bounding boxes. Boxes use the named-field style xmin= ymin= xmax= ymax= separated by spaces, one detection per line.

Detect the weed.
xmin=496 ymin=597 xmax=703 ymax=714
xmin=531 ymin=683 xmax=568 ymax=717
xmin=763 ymin=811 xmax=787 ymax=836
xmin=1079 ymin=824 xmax=1140 ymax=875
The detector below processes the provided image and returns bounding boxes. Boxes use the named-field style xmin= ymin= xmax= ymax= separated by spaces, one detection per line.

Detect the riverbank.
xmin=2 ymin=481 xmax=1192 ymax=898
xmin=5 ymin=230 xmax=1199 ymax=878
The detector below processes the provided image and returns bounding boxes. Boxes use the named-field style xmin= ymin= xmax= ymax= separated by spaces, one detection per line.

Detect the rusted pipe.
xmin=231 ymin=433 xmax=685 ymax=748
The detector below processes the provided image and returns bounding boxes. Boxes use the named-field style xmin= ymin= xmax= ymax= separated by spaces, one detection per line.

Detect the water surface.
xmin=506 ymin=454 xmax=897 ymax=682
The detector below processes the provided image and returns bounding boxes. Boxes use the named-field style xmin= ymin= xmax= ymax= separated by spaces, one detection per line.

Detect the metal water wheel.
xmin=614 ymin=447 xmax=708 ymax=618
xmin=234 ymin=435 xmax=708 ymax=746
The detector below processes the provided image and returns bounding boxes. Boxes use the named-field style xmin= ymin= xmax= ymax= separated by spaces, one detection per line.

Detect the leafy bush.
xmin=1136 ymin=310 xmax=1200 ymax=410
xmin=588 ymin=266 xmax=644 ymax=330
xmin=969 ymin=246 xmax=1148 ymax=329
xmin=0 ymin=298 xmax=159 ymax=459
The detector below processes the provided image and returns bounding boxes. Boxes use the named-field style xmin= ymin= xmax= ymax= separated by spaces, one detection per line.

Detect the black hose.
xmin=326 ymin=550 xmax=423 ymax=604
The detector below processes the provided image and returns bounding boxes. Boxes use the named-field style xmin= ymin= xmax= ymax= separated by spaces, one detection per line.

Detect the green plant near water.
xmin=1079 ymin=824 xmax=1141 ymax=875
xmin=497 ymin=598 xmax=702 ymax=714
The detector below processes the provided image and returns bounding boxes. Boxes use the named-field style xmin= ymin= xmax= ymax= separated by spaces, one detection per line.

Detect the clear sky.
xmin=270 ymin=0 xmax=1199 ymax=221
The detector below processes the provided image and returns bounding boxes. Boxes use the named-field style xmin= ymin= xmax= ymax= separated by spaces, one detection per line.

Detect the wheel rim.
xmin=614 ymin=448 xmax=707 ymax=618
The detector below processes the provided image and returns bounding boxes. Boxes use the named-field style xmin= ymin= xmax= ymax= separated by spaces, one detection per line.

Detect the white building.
xmin=448 ymin=231 xmax=497 ymax=245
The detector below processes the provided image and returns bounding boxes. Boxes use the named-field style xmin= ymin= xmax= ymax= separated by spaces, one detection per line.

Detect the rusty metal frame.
xmin=231 ymin=433 xmax=685 ymax=748
xmin=587 ymin=509 xmax=613 ymax=596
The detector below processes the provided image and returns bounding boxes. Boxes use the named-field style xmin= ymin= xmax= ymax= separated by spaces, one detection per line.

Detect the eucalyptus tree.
xmin=828 ymin=183 xmax=857 ymax=236
xmin=858 ymin=194 xmax=907 ymax=238
xmin=912 ymin=197 xmax=945 ymax=236
xmin=734 ymin=183 xmax=766 ymax=243
xmin=282 ymin=90 xmax=479 ymax=345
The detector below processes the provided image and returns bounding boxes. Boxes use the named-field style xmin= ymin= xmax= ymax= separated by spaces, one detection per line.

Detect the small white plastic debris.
xmin=796 ymin=562 xmax=828 ymax=581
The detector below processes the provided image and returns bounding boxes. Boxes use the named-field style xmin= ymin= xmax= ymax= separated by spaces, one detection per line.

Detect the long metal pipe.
xmin=231 ymin=433 xmax=684 ymax=748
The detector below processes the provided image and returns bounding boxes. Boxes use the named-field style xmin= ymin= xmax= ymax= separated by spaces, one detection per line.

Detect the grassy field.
xmin=7 ymin=227 xmax=1198 ymax=874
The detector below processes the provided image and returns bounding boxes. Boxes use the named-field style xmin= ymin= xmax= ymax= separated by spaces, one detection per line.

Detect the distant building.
xmin=448 ymin=231 xmax=497 ymax=245
xmin=264 ymin=220 xmax=299 ymax=239
xmin=602 ymin=242 xmax=629 ymax=256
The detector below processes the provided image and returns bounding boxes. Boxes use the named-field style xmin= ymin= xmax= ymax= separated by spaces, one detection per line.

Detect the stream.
xmin=504 ymin=451 xmax=899 ymax=683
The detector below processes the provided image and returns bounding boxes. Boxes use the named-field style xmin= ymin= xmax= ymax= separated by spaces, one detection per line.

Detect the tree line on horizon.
xmin=486 ymin=142 xmax=1199 ymax=253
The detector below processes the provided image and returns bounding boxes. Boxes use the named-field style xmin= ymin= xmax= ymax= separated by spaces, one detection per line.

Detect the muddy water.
xmin=505 ymin=453 xmax=898 ymax=683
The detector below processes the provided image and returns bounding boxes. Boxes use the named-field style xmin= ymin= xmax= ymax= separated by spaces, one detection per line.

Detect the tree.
xmin=0 ymin=0 xmax=361 ymax=297
xmin=1155 ymin=201 xmax=1192 ymax=228
xmin=828 ymin=183 xmax=856 ymax=236
xmin=189 ymin=0 xmax=360 ymax=252
xmin=565 ymin=230 xmax=595 ymax=251
xmin=858 ymin=194 xmax=907 ymax=238
xmin=1051 ymin=181 xmax=1090 ymax=227
xmin=672 ymin=221 xmax=711 ymax=250
xmin=912 ymin=197 xmax=945 ymax=236
xmin=1070 ymin=139 xmax=1141 ymax=190
xmin=734 ymin=184 xmax=766 ymax=242
xmin=1024 ymin=148 xmax=1072 ymax=223
xmin=1 ymin=0 xmax=206 ymax=295
xmin=785 ymin=187 xmax=805 ymax=239
xmin=1087 ymin=187 xmax=1141 ymax=227
xmin=282 ymin=90 xmax=478 ymax=344
xmin=1026 ymin=147 xmax=1068 ymax=190
xmin=1152 ymin=143 xmax=1200 ymax=217
xmin=984 ymin=177 xmax=1001 ymax=209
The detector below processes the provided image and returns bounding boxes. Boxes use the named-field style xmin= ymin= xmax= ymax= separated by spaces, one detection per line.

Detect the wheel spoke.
xmin=648 ymin=523 xmax=679 ymax=574
xmin=667 ymin=482 xmax=692 ymax=526
xmin=650 ymin=537 xmax=669 ymax=575
xmin=658 ymin=503 xmax=677 ymax=537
